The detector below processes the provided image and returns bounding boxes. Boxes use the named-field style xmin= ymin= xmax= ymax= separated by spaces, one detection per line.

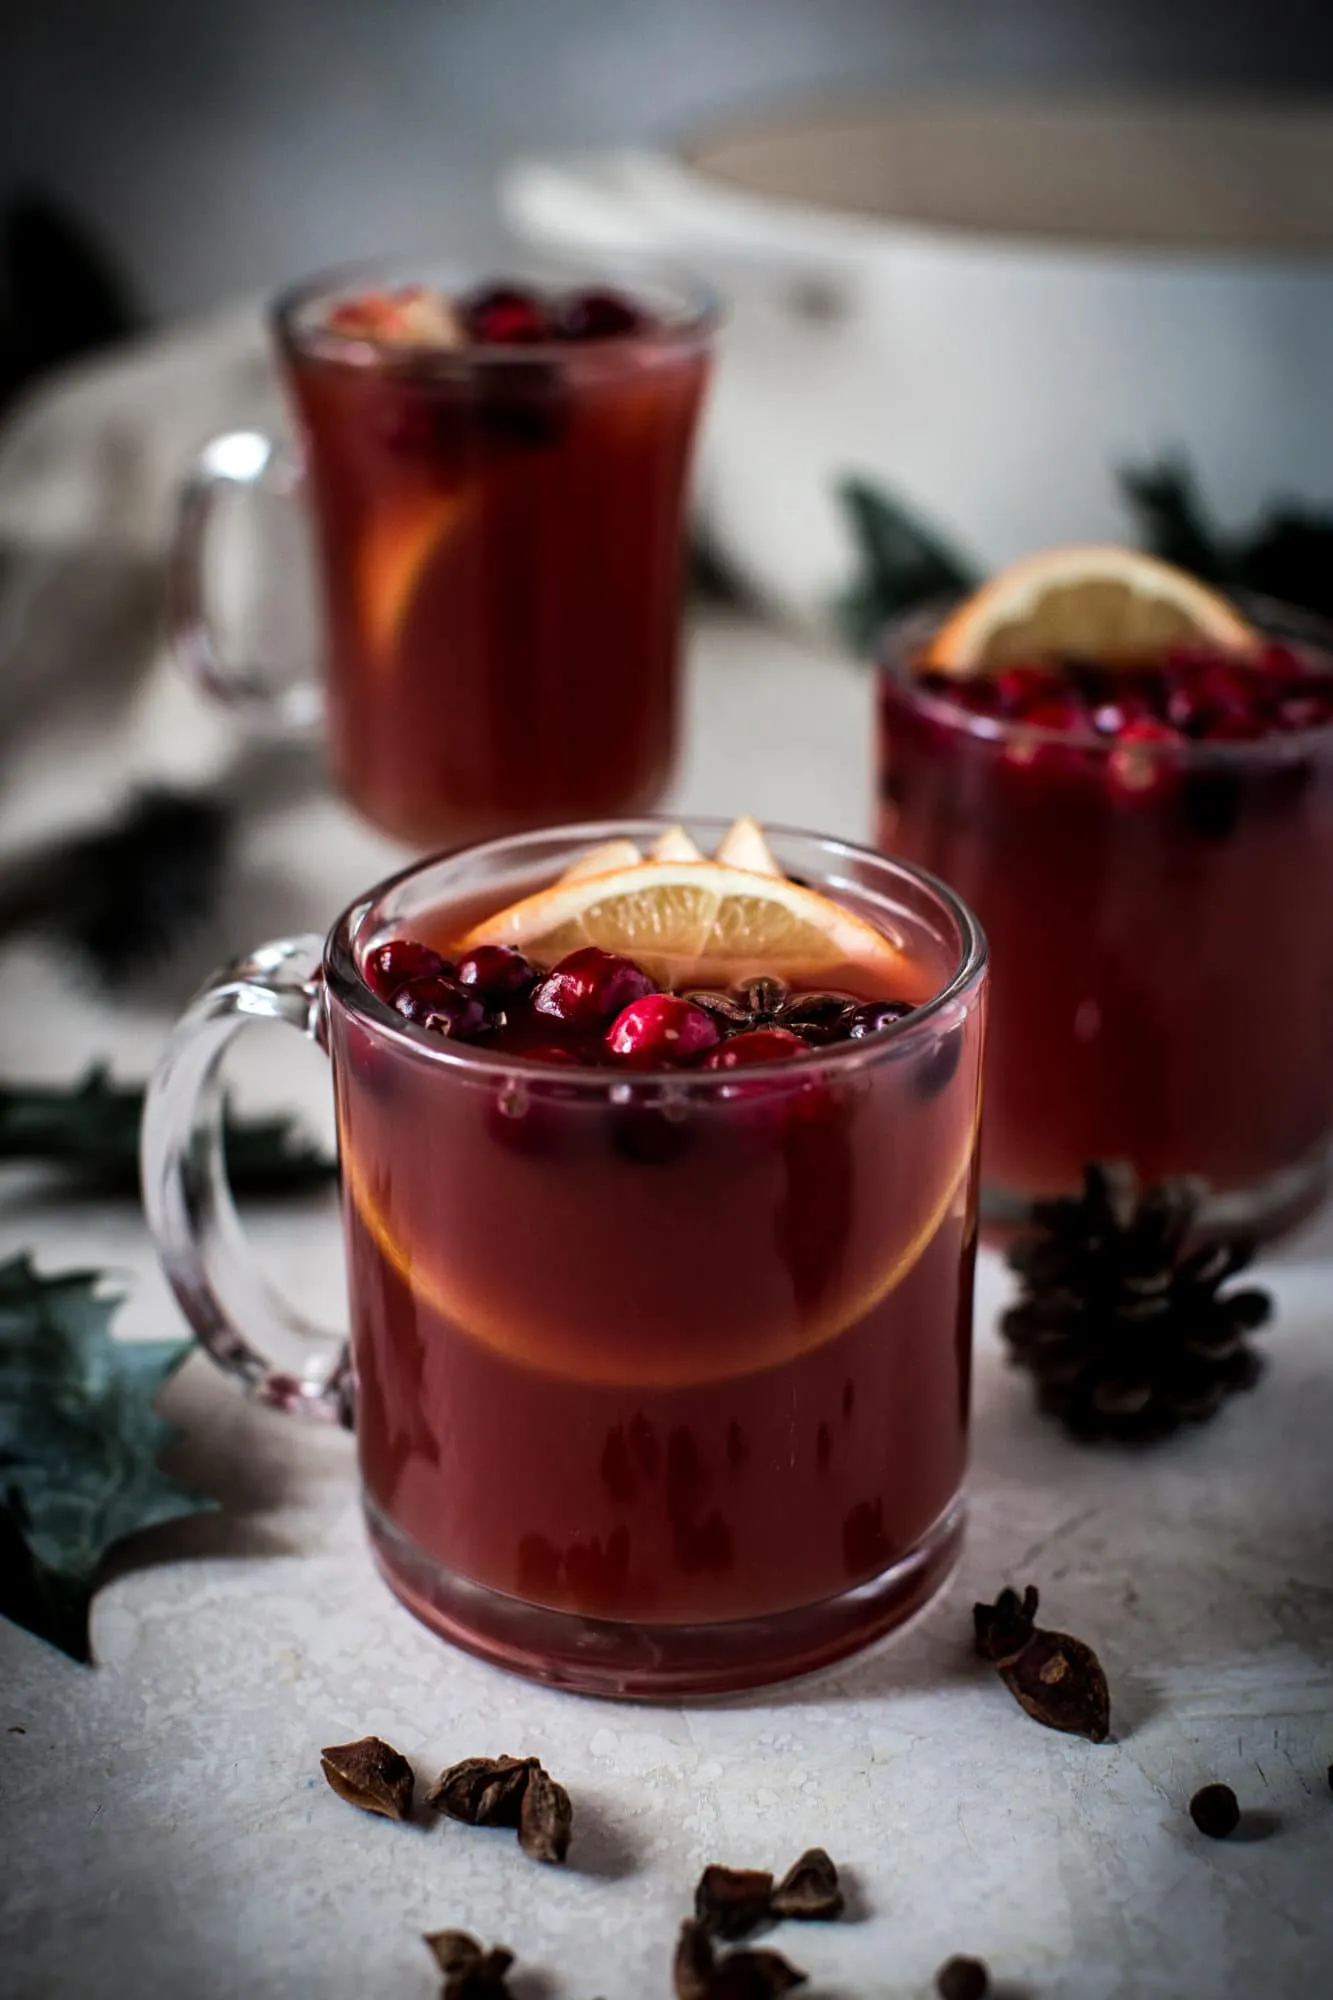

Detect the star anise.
xmin=1001 ymin=1162 xmax=1271 ymax=1441
xmin=686 ymin=977 xmax=860 ymax=1044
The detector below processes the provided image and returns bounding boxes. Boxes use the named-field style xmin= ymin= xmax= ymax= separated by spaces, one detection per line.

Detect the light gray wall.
xmin=3 ymin=0 xmax=1331 ymax=318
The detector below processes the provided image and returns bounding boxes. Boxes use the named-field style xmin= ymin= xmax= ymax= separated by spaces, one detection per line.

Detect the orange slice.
xmin=359 ymin=490 xmax=466 ymax=664
xmin=459 ymin=858 xmax=907 ymax=990
xmin=926 ymin=545 xmax=1256 ymax=673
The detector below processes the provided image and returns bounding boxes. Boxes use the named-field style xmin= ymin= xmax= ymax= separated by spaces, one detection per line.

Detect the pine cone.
xmin=1000 ymin=1163 xmax=1271 ymax=1441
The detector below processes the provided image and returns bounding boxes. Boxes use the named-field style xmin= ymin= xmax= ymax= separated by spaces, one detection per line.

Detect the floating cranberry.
xmin=392 ymin=973 xmax=488 ymax=1040
xmin=532 ymin=946 xmax=655 ymax=1027
xmin=556 ymin=287 xmax=644 ymax=341
xmin=704 ymin=1026 xmax=809 ymax=1070
xmin=994 ymin=665 xmax=1064 ymax=715
xmin=1108 ymin=715 xmax=1180 ymax=796
xmin=365 ymin=938 xmax=447 ymax=1000
xmin=461 ymin=284 xmax=551 ymax=345
xmin=1091 ymin=690 xmax=1157 ymax=737
xmin=606 ymin=994 xmax=721 ymax=1067
xmin=1275 ymin=691 xmax=1333 ymax=732
xmin=454 ymin=943 xmax=538 ymax=1000
xmin=1019 ymin=691 xmax=1089 ymax=734
xmin=845 ymin=999 xmax=916 ymax=1039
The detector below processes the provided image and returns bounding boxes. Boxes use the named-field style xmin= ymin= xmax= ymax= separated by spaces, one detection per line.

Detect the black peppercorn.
xmin=936 ymin=1955 xmax=989 ymax=2000
xmin=1189 ymin=1783 xmax=1240 ymax=1838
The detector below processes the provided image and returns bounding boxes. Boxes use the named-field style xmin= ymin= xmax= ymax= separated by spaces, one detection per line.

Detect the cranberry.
xmin=1091 ymin=690 xmax=1157 ymax=736
xmin=1275 ymin=691 xmax=1333 ymax=732
xmin=605 ymin=994 xmax=721 ymax=1067
xmin=532 ymin=946 xmax=655 ymax=1026
xmin=556 ymin=287 xmax=644 ymax=341
xmin=1108 ymin=716 xmax=1180 ymax=796
xmin=1018 ymin=692 xmax=1089 ymax=734
xmin=461 ymin=284 xmax=552 ymax=345
xmin=994 ymin=665 xmax=1064 ymax=715
xmin=365 ymin=938 xmax=447 ymax=1000
xmin=704 ymin=1027 xmax=808 ymax=1070
xmin=845 ymin=999 xmax=915 ymax=1039
xmin=392 ymin=973 xmax=488 ymax=1040
xmin=455 ymin=943 xmax=538 ymax=1000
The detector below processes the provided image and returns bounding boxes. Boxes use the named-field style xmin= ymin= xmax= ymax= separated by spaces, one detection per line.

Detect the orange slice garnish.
xmin=926 ymin=545 xmax=1256 ymax=674
xmin=459 ymin=857 xmax=908 ymax=991
xmin=359 ymin=490 xmax=466 ymax=665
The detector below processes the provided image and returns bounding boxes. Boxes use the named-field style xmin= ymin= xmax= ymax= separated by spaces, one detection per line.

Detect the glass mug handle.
xmin=140 ymin=934 xmax=350 ymax=1423
xmin=168 ymin=429 xmax=320 ymax=728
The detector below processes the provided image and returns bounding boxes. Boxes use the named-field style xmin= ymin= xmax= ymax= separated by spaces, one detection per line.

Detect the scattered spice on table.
xmin=1189 ymin=1783 xmax=1241 ymax=1839
xmin=422 ymin=1929 xmax=515 ymax=1996
xmin=974 ymin=1584 xmax=1111 ymax=1742
xmin=694 ymin=1850 xmax=845 ymax=1938
xmin=1000 ymin=1162 xmax=1271 ymax=1441
xmin=673 ymin=1918 xmax=806 ymax=1998
xmin=319 ymin=1736 xmax=414 ymax=1820
xmin=770 ymin=1848 xmax=844 ymax=1921
xmin=426 ymin=1752 xmax=572 ymax=1863
xmin=695 ymin=1865 xmax=777 ymax=1939
xmin=936 ymin=1956 xmax=990 ymax=2000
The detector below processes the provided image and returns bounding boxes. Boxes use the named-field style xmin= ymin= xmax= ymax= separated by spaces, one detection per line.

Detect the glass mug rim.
xmin=323 ymin=816 xmax=989 ymax=1096
xmin=271 ymin=251 xmax=723 ymax=371
xmin=880 ymin=592 xmax=1333 ymax=766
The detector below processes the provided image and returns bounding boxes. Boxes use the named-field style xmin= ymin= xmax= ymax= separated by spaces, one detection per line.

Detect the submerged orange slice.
xmin=926 ymin=545 xmax=1256 ymax=673
xmin=358 ymin=490 xmax=466 ymax=664
xmin=459 ymin=856 xmax=908 ymax=990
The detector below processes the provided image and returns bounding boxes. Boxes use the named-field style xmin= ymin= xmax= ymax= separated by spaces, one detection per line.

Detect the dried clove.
xmin=673 ymin=1919 xmax=806 ymax=2000
xmin=974 ymin=1585 xmax=1110 ymax=1742
xmin=770 ymin=1847 xmax=844 ymax=1921
xmin=319 ymin=1735 xmax=414 ymax=1820
xmin=518 ymin=1762 xmax=573 ymax=1865
xmin=426 ymin=1754 xmax=535 ymax=1827
xmin=422 ymin=1929 xmax=515 ymax=1997
xmin=936 ymin=1955 xmax=990 ymax=2000
xmin=426 ymin=1752 xmax=573 ymax=1863
xmin=1189 ymin=1783 xmax=1240 ymax=1839
xmin=695 ymin=1864 xmax=776 ymax=1939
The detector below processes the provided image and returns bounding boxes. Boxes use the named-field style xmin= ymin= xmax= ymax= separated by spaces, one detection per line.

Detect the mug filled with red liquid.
xmin=142 ymin=817 xmax=987 ymax=1696
xmin=171 ymin=261 xmax=717 ymax=848
xmin=877 ymin=547 xmax=1333 ymax=1238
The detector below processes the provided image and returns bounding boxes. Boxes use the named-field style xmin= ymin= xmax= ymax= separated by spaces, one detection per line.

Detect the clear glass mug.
xmin=877 ymin=598 xmax=1333 ymax=1238
xmin=141 ymin=820 xmax=988 ymax=1698
xmin=170 ymin=257 xmax=718 ymax=849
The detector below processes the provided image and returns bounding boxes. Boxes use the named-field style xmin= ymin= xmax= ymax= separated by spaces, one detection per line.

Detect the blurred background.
xmin=4 ymin=0 xmax=1333 ymax=323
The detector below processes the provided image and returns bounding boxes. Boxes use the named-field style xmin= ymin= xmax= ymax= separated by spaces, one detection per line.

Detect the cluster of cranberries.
xmin=918 ymin=642 xmax=1333 ymax=747
xmin=329 ymin=280 xmax=647 ymax=349
xmin=364 ymin=938 xmax=914 ymax=1071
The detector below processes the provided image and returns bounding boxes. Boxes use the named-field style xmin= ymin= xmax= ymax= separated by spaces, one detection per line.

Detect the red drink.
xmin=323 ymin=821 xmax=987 ymax=1694
xmin=274 ymin=272 xmax=714 ymax=848
xmin=879 ymin=605 xmax=1333 ymax=1234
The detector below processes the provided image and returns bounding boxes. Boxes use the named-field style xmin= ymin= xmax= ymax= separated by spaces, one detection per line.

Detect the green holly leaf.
xmin=0 ymin=1255 xmax=213 ymax=1661
xmin=833 ymin=475 xmax=978 ymax=656
xmin=0 ymin=1063 xmax=334 ymax=1197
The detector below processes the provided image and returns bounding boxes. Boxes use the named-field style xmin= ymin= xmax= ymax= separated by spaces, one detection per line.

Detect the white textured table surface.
xmin=1 ymin=616 xmax=1331 ymax=2000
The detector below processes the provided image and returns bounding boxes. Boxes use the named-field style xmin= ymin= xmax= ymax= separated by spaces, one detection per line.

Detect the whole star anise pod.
xmin=1001 ymin=1162 xmax=1271 ymax=1441
xmin=686 ymin=977 xmax=860 ymax=1044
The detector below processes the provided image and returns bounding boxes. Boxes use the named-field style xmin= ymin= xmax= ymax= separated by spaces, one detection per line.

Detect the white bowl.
xmin=503 ymin=95 xmax=1333 ymax=631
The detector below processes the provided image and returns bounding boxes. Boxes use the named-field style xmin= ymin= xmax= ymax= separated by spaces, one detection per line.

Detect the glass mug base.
xmin=980 ymin=1141 xmax=1333 ymax=1247
xmin=365 ymin=1493 xmax=966 ymax=1700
